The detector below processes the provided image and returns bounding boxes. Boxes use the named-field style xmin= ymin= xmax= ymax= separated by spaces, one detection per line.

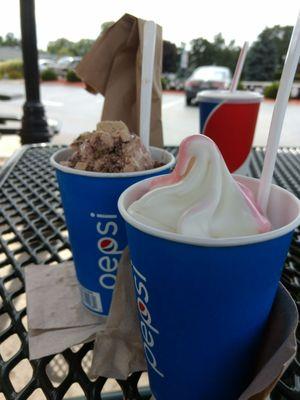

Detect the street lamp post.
xmin=19 ymin=0 xmax=50 ymax=144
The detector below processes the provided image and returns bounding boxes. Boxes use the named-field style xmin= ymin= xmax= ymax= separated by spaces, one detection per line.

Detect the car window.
xmin=57 ymin=57 xmax=73 ymax=65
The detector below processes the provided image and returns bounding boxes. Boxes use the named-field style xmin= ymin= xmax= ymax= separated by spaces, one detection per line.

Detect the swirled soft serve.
xmin=128 ymin=135 xmax=271 ymax=238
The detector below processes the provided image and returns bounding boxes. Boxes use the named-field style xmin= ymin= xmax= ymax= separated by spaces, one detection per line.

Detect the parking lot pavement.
xmin=0 ymin=80 xmax=300 ymax=160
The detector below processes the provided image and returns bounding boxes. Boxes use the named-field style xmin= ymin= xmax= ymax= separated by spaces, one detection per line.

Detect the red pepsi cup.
xmin=197 ymin=90 xmax=263 ymax=173
xmin=50 ymin=147 xmax=175 ymax=316
xmin=118 ymin=175 xmax=300 ymax=400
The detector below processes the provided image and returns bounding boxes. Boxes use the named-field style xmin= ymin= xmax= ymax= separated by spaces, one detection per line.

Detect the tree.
xmin=47 ymin=38 xmax=94 ymax=57
xmin=189 ymin=37 xmax=216 ymax=69
xmin=189 ymin=33 xmax=240 ymax=74
xmin=47 ymin=38 xmax=75 ymax=56
xmin=162 ymin=41 xmax=178 ymax=73
xmin=73 ymin=39 xmax=94 ymax=56
xmin=244 ymin=25 xmax=293 ymax=81
xmin=259 ymin=25 xmax=293 ymax=76
xmin=0 ymin=33 xmax=20 ymax=47
xmin=101 ymin=21 xmax=115 ymax=34
xmin=244 ymin=38 xmax=277 ymax=80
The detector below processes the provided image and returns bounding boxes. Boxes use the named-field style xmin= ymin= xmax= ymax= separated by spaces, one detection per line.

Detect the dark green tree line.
xmin=188 ymin=33 xmax=240 ymax=74
xmin=0 ymin=33 xmax=20 ymax=47
xmin=244 ymin=25 xmax=294 ymax=80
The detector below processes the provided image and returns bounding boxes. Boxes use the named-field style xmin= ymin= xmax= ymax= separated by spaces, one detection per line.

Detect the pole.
xmin=19 ymin=0 xmax=50 ymax=144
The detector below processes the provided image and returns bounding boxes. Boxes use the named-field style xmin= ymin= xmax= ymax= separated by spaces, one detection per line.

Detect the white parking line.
xmin=162 ymin=98 xmax=184 ymax=109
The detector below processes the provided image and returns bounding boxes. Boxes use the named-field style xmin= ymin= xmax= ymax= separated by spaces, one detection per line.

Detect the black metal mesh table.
xmin=0 ymin=145 xmax=299 ymax=400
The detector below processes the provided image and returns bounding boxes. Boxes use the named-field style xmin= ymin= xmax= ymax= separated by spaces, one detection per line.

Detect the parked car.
xmin=53 ymin=56 xmax=82 ymax=76
xmin=184 ymin=66 xmax=231 ymax=105
xmin=162 ymin=73 xmax=185 ymax=90
xmin=38 ymin=58 xmax=55 ymax=72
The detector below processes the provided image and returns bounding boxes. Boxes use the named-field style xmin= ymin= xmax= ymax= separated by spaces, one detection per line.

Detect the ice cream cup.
xmin=50 ymin=147 xmax=175 ymax=316
xmin=197 ymin=90 xmax=263 ymax=174
xmin=118 ymin=175 xmax=300 ymax=400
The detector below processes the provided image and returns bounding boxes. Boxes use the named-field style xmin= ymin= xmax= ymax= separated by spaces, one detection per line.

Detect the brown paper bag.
xmin=91 ymin=248 xmax=146 ymax=379
xmin=239 ymin=283 xmax=298 ymax=400
xmin=76 ymin=13 xmax=163 ymax=148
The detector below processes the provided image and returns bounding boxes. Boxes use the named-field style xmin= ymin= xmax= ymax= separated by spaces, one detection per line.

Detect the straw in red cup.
xmin=51 ymin=147 xmax=175 ymax=316
xmin=118 ymin=175 xmax=300 ymax=400
xmin=230 ymin=41 xmax=249 ymax=92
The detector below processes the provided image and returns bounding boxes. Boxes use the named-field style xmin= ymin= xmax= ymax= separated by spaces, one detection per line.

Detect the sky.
xmin=1 ymin=0 xmax=300 ymax=50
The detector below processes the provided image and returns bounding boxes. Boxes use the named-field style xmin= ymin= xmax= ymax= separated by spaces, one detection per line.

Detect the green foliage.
xmin=48 ymin=38 xmax=75 ymax=55
xmin=41 ymin=68 xmax=57 ymax=81
xmin=189 ymin=33 xmax=240 ymax=74
xmin=261 ymin=25 xmax=293 ymax=72
xmin=264 ymin=82 xmax=279 ymax=99
xmin=245 ymin=39 xmax=277 ymax=81
xmin=74 ymin=39 xmax=94 ymax=56
xmin=0 ymin=59 xmax=23 ymax=79
xmin=244 ymin=25 xmax=293 ymax=81
xmin=0 ymin=33 xmax=20 ymax=47
xmin=47 ymin=38 xmax=94 ymax=57
xmin=161 ymin=76 xmax=169 ymax=90
xmin=237 ymin=82 xmax=245 ymax=90
xmin=163 ymin=41 xmax=178 ymax=73
xmin=66 ymin=69 xmax=81 ymax=82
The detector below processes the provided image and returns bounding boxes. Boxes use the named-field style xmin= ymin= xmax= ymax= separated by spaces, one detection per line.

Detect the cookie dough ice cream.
xmin=61 ymin=121 xmax=157 ymax=173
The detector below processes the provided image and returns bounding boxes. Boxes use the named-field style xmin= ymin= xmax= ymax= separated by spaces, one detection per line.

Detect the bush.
xmin=161 ymin=76 xmax=170 ymax=90
xmin=0 ymin=59 xmax=23 ymax=79
xmin=264 ymin=82 xmax=279 ymax=99
xmin=41 ymin=68 xmax=58 ymax=81
xmin=237 ymin=82 xmax=245 ymax=90
xmin=66 ymin=69 xmax=81 ymax=82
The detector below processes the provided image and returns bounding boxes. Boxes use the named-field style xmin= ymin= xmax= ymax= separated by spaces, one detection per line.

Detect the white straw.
xmin=257 ymin=12 xmax=300 ymax=214
xmin=140 ymin=21 xmax=157 ymax=150
xmin=230 ymin=41 xmax=249 ymax=91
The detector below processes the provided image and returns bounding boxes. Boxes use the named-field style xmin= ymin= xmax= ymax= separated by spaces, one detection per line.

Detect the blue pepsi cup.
xmin=50 ymin=147 xmax=175 ymax=316
xmin=118 ymin=175 xmax=300 ymax=400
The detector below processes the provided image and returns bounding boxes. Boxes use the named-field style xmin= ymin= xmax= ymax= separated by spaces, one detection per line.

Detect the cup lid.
xmin=196 ymin=90 xmax=263 ymax=103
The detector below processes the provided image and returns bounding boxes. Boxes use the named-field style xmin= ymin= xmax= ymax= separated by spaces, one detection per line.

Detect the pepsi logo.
xmin=100 ymin=238 xmax=114 ymax=251
xmin=138 ymin=300 xmax=146 ymax=312
xmin=97 ymin=236 xmax=122 ymax=256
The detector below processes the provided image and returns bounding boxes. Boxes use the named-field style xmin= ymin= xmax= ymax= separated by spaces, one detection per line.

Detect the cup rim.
xmin=118 ymin=175 xmax=300 ymax=247
xmin=50 ymin=147 xmax=176 ymax=178
xmin=196 ymin=90 xmax=263 ymax=104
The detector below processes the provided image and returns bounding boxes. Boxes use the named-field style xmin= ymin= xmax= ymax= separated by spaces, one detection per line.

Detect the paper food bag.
xmin=76 ymin=13 xmax=164 ymax=148
xmin=239 ymin=283 xmax=298 ymax=400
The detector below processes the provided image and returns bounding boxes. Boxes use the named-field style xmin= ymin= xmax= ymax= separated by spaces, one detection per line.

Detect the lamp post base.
xmin=20 ymin=101 xmax=51 ymax=144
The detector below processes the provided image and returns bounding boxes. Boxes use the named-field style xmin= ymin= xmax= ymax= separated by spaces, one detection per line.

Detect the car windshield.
xmin=192 ymin=67 xmax=228 ymax=81
xmin=57 ymin=57 xmax=73 ymax=65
